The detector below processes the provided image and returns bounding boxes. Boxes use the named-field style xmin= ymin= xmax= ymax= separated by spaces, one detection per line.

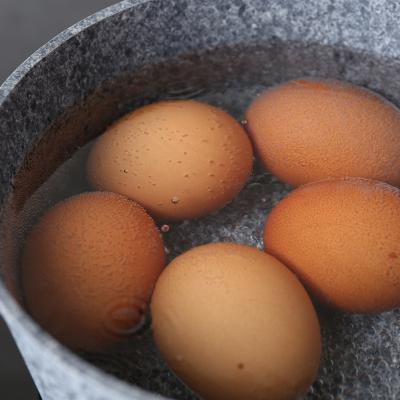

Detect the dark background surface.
xmin=0 ymin=1 xmax=114 ymax=398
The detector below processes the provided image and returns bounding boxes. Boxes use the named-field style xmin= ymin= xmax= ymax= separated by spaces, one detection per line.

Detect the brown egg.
xmin=246 ymin=78 xmax=400 ymax=187
xmin=151 ymin=243 xmax=321 ymax=400
xmin=87 ymin=100 xmax=253 ymax=221
xmin=22 ymin=192 xmax=165 ymax=351
xmin=264 ymin=178 xmax=400 ymax=313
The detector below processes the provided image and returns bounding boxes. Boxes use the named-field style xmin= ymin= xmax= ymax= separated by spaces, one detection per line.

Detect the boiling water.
xmin=12 ymin=40 xmax=400 ymax=399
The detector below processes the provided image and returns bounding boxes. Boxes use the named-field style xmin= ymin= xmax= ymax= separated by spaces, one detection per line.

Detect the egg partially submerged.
xmin=246 ymin=79 xmax=400 ymax=187
xmin=264 ymin=178 xmax=400 ymax=313
xmin=151 ymin=243 xmax=321 ymax=400
xmin=87 ymin=100 xmax=253 ymax=221
xmin=22 ymin=192 xmax=165 ymax=351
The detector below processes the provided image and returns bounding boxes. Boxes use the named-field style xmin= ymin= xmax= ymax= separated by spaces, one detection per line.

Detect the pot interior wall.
xmin=2 ymin=38 xmax=400 ymax=399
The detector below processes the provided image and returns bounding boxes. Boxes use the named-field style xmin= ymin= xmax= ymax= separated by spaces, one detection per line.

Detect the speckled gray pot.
xmin=1 ymin=1 xmax=400 ymax=399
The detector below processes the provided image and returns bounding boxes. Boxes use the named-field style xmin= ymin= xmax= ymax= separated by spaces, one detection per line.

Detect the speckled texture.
xmin=1 ymin=1 xmax=400 ymax=399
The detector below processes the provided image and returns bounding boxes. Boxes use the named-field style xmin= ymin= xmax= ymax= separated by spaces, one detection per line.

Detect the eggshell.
xmin=246 ymin=78 xmax=400 ymax=186
xmin=151 ymin=243 xmax=321 ymax=400
xmin=87 ymin=100 xmax=253 ymax=221
xmin=264 ymin=178 xmax=400 ymax=313
xmin=22 ymin=192 xmax=165 ymax=351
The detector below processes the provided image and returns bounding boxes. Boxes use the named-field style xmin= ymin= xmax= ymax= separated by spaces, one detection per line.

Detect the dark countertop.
xmin=0 ymin=0 xmax=114 ymax=83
